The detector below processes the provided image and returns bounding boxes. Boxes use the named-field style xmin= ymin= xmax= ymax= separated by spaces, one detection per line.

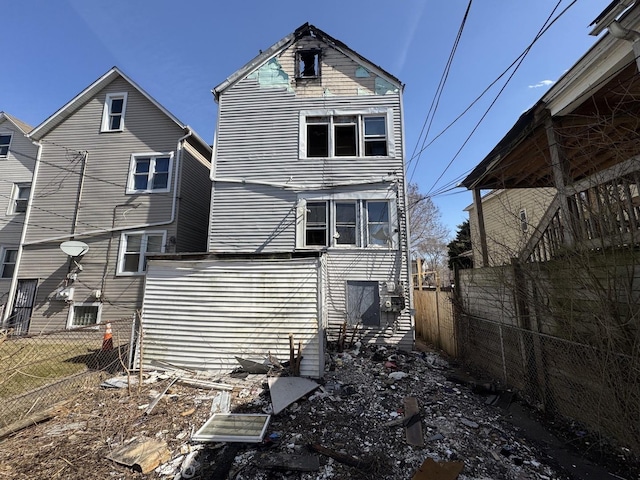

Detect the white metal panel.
xmin=142 ymin=256 xmax=323 ymax=377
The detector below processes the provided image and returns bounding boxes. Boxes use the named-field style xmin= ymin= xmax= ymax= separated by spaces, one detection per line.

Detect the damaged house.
xmin=2 ymin=67 xmax=212 ymax=335
xmin=140 ymin=23 xmax=413 ymax=378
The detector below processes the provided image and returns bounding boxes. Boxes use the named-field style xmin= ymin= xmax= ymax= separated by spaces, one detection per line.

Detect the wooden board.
xmin=403 ymin=397 xmax=423 ymax=447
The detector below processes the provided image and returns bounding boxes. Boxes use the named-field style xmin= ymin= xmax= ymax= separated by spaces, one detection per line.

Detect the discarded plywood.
xmin=403 ymin=397 xmax=423 ymax=446
xmin=268 ymin=376 xmax=319 ymax=414
xmin=192 ymin=414 xmax=270 ymax=443
xmin=411 ymin=457 xmax=464 ymax=480
xmin=107 ymin=437 xmax=171 ymax=474
xmin=255 ymin=452 xmax=320 ymax=472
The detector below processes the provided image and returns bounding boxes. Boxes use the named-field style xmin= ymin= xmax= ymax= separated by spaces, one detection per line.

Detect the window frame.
xmin=519 ymin=208 xmax=529 ymax=233
xmin=67 ymin=302 xmax=102 ymax=329
xmin=299 ymin=109 xmax=394 ymax=160
xmin=7 ymin=183 xmax=31 ymax=215
xmin=0 ymin=247 xmax=18 ymax=279
xmin=295 ymin=49 xmax=321 ymax=79
xmin=296 ymin=193 xmax=397 ymax=250
xmin=117 ymin=230 xmax=166 ymax=276
xmin=126 ymin=152 xmax=174 ymax=194
xmin=0 ymin=132 xmax=12 ymax=157
xmin=101 ymin=92 xmax=128 ymax=132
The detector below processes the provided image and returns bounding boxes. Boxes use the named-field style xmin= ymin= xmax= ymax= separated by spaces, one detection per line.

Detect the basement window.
xmin=68 ymin=303 xmax=101 ymax=328
xmin=296 ymin=50 xmax=321 ymax=79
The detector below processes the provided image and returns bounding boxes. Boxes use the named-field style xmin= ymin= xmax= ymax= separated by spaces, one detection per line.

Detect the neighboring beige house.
xmin=140 ymin=23 xmax=412 ymax=378
xmin=2 ymin=67 xmax=212 ymax=334
xmin=0 ymin=113 xmax=36 ymax=323
xmin=465 ymin=188 xmax=556 ymax=267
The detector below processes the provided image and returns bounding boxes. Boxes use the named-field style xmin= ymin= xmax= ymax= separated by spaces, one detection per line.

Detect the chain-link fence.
xmin=0 ymin=316 xmax=136 ymax=429
xmin=457 ymin=313 xmax=640 ymax=453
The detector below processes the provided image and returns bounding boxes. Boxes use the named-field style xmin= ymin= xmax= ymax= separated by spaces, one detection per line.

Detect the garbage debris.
xmin=411 ymin=457 xmax=464 ymax=480
xmin=254 ymin=452 xmax=320 ymax=472
xmin=268 ymin=376 xmax=319 ymax=414
xmin=192 ymin=414 xmax=271 ymax=443
xmin=106 ymin=437 xmax=170 ymax=474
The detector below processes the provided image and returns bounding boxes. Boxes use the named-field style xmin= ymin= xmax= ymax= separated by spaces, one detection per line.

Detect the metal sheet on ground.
xmin=268 ymin=376 xmax=319 ymax=414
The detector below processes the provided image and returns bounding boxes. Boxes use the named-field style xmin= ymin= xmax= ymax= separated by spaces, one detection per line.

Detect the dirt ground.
xmin=0 ymin=343 xmax=637 ymax=480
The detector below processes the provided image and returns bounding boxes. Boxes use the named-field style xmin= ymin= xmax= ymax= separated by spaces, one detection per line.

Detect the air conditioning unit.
xmin=54 ymin=286 xmax=74 ymax=302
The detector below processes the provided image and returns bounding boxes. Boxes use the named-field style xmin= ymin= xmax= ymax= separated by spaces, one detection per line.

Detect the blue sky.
xmin=2 ymin=0 xmax=609 ymax=235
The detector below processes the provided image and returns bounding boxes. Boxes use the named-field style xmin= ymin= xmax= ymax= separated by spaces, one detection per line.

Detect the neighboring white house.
xmin=140 ymin=23 xmax=413 ymax=378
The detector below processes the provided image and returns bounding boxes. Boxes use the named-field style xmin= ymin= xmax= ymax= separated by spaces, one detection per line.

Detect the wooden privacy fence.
xmin=413 ymin=288 xmax=456 ymax=356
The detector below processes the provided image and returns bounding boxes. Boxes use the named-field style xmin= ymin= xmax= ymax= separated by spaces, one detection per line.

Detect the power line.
xmin=408 ymin=0 xmax=473 ymax=182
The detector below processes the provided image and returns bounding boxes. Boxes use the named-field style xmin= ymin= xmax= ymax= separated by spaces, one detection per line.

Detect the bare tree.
xmin=407 ymin=183 xmax=450 ymax=283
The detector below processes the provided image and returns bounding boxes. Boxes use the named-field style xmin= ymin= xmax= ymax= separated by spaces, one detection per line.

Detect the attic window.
xmin=296 ymin=50 xmax=321 ymax=79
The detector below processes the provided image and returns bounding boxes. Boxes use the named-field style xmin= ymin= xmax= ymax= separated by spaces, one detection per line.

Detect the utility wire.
xmin=408 ymin=0 xmax=473 ymax=182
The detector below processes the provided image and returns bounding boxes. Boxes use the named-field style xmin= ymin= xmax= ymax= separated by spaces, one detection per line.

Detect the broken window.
xmin=367 ymin=201 xmax=391 ymax=246
xmin=305 ymin=201 xmax=328 ymax=247
xmin=301 ymin=199 xmax=394 ymax=249
xmin=303 ymin=114 xmax=389 ymax=158
xmin=347 ymin=280 xmax=380 ymax=326
xmin=296 ymin=50 xmax=321 ymax=79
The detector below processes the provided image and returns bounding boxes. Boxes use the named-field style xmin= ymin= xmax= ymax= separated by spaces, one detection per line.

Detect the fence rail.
xmin=0 ymin=316 xmax=136 ymax=429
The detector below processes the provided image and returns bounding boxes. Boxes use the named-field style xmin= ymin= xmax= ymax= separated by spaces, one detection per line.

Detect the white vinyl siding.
xmin=142 ymin=257 xmax=324 ymax=378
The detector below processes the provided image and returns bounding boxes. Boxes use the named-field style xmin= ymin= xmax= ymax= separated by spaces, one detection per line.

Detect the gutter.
xmin=211 ymin=175 xmax=398 ymax=191
xmin=2 ymin=140 xmax=43 ymax=325
xmin=21 ymin=129 xmax=193 ymax=247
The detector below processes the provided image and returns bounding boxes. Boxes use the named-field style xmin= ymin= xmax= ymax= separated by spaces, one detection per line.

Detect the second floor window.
xmin=303 ymin=113 xmax=390 ymax=159
xmin=0 ymin=133 xmax=12 ymax=157
xmin=101 ymin=93 xmax=128 ymax=132
xmin=118 ymin=231 xmax=166 ymax=275
xmin=8 ymin=183 xmax=30 ymax=214
xmin=127 ymin=154 xmax=173 ymax=193
xmin=300 ymin=199 xmax=395 ymax=249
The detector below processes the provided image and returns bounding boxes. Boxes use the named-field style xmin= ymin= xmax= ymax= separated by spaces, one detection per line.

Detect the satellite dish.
xmin=60 ymin=241 xmax=89 ymax=257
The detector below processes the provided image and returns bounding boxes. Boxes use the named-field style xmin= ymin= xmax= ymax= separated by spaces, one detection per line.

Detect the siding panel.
xmin=142 ymin=257 xmax=323 ymax=377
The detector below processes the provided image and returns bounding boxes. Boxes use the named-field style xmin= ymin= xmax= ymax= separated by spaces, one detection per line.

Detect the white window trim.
xmin=101 ymin=92 xmax=128 ymax=132
xmin=0 ymin=131 xmax=12 ymax=158
xmin=299 ymin=108 xmax=395 ymax=159
xmin=117 ymin=230 xmax=167 ymax=276
xmin=0 ymin=246 xmax=18 ymax=280
xmin=67 ymin=302 xmax=102 ymax=329
xmin=126 ymin=152 xmax=174 ymax=194
xmin=295 ymin=191 xmax=398 ymax=250
xmin=6 ymin=182 xmax=31 ymax=215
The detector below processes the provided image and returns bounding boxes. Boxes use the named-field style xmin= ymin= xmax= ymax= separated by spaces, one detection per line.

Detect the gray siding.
xmin=0 ymin=118 xmax=36 ymax=302
xmin=175 ymin=144 xmax=211 ymax=253
xmin=142 ymin=257 xmax=323 ymax=377
xmin=18 ymin=76 xmax=208 ymax=332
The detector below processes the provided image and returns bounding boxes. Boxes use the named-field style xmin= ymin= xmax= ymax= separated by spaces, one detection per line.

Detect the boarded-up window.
xmin=347 ymin=280 xmax=380 ymax=326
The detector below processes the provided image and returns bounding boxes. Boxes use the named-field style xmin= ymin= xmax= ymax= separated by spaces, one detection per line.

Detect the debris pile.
xmin=0 ymin=344 xmax=634 ymax=479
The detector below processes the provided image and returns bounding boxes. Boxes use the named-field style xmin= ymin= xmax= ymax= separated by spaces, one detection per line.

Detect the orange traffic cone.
xmin=102 ymin=322 xmax=113 ymax=351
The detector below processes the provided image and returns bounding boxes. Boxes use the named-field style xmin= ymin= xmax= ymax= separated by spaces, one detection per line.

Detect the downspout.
xmin=2 ymin=140 xmax=43 ymax=326
xmin=21 ymin=129 xmax=193 ymax=247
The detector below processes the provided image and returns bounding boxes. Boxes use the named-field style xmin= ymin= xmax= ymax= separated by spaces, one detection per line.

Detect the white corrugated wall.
xmin=141 ymin=256 xmax=324 ymax=378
